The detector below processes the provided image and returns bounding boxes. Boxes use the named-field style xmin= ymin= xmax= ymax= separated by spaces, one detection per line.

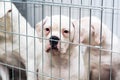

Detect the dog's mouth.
xmin=46 ymin=45 xmax=60 ymax=52
xmin=45 ymin=41 xmax=61 ymax=54
xmin=45 ymin=39 xmax=68 ymax=55
xmin=46 ymin=47 xmax=59 ymax=53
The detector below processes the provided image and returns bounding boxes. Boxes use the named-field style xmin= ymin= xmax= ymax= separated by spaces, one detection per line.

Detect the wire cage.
xmin=0 ymin=0 xmax=120 ymax=80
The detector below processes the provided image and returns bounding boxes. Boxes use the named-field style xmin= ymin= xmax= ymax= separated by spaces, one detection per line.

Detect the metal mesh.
xmin=0 ymin=0 xmax=120 ymax=80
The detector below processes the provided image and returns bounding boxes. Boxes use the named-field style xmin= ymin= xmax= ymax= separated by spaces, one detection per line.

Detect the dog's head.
xmin=36 ymin=15 xmax=77 ymax=54
xmin=0 ymin=2 xmax=12 ymax=39
xmin=73 ymin=16 xmax=106 ymax=46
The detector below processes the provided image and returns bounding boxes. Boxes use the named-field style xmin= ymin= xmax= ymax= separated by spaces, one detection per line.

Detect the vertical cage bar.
xmin=88 ymin=10 xmax=91 ymax=80
xmin=26 ymin=1 xmax=28 ymax=80
xmin=88 ymin=0 xmax=92 ymax=79
xmin=99 ymin=0 xmax=103 ymax=79
xmin=10 ymin=1 xmax=15 ymax=80
xmin=41 ymin=2 xmax=44 ymax=80
xmin=52 ymin=0 xmax=54 ymax=3
xmin=18 ymin=5 xmax=21 ymax=80
xmin=3 ymin=1 xmax=8 ymax=80
xmin=61 ymin=0 xmax=63 ymax=3
xmin=78 ymin=0 xmax=83 ymax=79
xmin=68 ymin=6 xmax=71 ymax=80
xmin=50 ymin=4 xmax=53 ymax=80
xmin=116 ymin=0 xmax=119 ymax=36
xmin=78 ymin=6 xmax=82 ymax=80
xmin=70 ymin=0 xmax=72 ymax=4
xmin=59 ymin=2 xmax=62 ymax=79
xmin=33 ymin=3 xmax=36 ymax=80
xmin=110 ymin=0 xmax=115 ymax=79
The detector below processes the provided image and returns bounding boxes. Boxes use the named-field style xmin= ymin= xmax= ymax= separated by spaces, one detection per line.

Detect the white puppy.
xmin=36 ymin=15 xmax=87 ymax=80
xmin=0 ymin=2 xmax=42 ymax=80
xmin=74 ymin=16 xmax=120 ymax=80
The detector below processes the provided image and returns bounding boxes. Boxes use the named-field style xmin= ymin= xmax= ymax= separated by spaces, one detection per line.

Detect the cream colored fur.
xmin=36 ymin=15 xmax=86 ymax=80
xmin=0 ymin=2 xmax=42 ymax=80
xmin=74 ymin=16 xmax=120 ymax=80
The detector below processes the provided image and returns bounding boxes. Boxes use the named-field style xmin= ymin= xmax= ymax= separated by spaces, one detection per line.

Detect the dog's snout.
xmin=49 ymin=36 xmax=60 ymax=48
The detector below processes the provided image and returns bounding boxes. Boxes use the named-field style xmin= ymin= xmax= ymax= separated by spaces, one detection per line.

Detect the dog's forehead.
xmin=46 ymin=16 xmax=73 ymax=29
xmin=81 ymin=18 xmax=90 ymax=26
xmin=81 ymin=16 xmax=101 ymax=28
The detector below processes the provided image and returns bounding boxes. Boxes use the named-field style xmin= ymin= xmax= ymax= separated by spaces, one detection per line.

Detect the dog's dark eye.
xmin=64 ymin=30 xmax=69 ymax=33
xmin=45 ymin=28 xmax=50 ymax=31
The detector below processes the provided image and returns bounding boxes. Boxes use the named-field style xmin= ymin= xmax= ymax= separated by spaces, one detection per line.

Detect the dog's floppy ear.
xmin=72 ymin=20 xmax=80 ymax=46
xmin=91 ymin=21 xmax=105 ymax=45
xmin=36 ymin=16 xmax=49 ymax=41
xmin=0 ymin=9 xmax=12 ymax=18
xmin=0 ymin=8 xmax=12 ymax=39
xmin=0 ymin=2 xmax=12 ymax=18
xmin=72 ymin=17 xmax=105 ymax=46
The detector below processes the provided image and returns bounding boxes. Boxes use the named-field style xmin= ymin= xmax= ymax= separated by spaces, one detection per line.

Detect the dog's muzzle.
xmin=49 ymin=36 xmax=60 ymax=49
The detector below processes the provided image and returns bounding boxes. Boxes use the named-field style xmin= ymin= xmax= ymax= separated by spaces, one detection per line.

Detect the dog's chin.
xmin=46 ymin=47 xmax=68 ymax=56
xmin=45 ymin=44 xmax=68 ymax=55
xmin=46 ymin=47 xmax=60 ymax=53
xmin=46 ymin=48 xmax=62 ymax=56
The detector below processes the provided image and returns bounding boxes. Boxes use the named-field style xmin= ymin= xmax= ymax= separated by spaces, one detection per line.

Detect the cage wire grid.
xmin=0 ymin=0 xmax=120 ymax=80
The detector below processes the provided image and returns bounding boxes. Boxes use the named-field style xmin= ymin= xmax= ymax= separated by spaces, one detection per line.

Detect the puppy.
xmin=36 ymin=15 xmax=87 ymax=80
xmin=0 ymin=2 xmax=42 ymax=80
xmin=74 ymin=16 xmax=120 ymax=80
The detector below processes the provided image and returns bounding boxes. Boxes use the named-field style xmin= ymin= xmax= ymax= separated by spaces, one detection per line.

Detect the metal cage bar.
xmin=0 ymin=0 xmax=120 ymax=80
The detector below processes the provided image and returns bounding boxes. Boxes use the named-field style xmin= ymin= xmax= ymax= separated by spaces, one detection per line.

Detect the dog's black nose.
xmin=49 ymin=36 xmax=60 ymax=48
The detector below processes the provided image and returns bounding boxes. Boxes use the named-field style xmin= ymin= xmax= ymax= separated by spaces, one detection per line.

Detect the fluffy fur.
xmin=0 ymin=51 xmax=26 ymax=80
xmin=36 ymin=15 xmax=86 ymax=80
xmin=74 ymin=16 xmax=120 ymax=80
xmin=0 ymin=2 xmax=42 ymax=80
